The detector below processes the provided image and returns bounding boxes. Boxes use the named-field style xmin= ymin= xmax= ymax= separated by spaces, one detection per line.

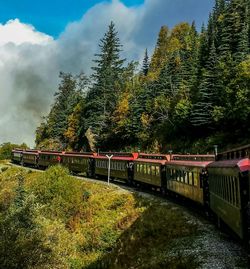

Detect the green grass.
xmin=0 ymin=165 xmax=200 ymax=269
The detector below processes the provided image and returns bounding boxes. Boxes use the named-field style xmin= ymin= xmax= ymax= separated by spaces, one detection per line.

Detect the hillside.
xmin=0 ymin=165 xmax=248 ymax=268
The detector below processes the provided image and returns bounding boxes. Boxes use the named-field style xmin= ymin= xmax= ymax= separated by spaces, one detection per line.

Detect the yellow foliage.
xmin=141 ymin=112 xmax=152 ymax=128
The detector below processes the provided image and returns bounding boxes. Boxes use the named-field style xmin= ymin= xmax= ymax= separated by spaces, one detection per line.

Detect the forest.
xmin=35 ymin=0 xmax=250 ymax=153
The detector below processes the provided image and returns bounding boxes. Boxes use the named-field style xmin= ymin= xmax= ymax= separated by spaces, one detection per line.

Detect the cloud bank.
xmin=0 ymin=0 xmax=213 ymax=146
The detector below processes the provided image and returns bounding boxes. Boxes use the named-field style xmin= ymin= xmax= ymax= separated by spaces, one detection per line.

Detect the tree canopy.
xmin=36 ymin=0 xmax=250 ymax=153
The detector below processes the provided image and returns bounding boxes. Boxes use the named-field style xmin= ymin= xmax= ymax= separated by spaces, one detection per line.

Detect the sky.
xmin=0 ymin=0 xmax=214 ymax=146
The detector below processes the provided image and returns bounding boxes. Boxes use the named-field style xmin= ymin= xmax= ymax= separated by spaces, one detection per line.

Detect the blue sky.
xmin=0 ymin=0 xmax=144 ymax=37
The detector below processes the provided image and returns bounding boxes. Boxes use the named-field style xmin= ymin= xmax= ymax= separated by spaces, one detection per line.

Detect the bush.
xmin=28 ymin=165 xmax=86 ymax=221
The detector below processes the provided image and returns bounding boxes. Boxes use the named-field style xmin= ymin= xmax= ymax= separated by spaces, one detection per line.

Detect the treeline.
xmin=0 ymin=142 xmax=28 ymax=160
xmin=36 ymin=0 xmax=250 ymax=153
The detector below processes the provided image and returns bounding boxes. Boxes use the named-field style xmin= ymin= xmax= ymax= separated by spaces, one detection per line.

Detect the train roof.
xmin=207 ymin=158 xmax=250 ymax=172
xmin=98 ymin=152 xmax=138 ymax=158
xmin=135 ymin=158 xmax=167 ymax=165
xmin=39 ymin=151 xmax=62 ymax=155
xmin=12 ymin=148 xmax=23 ymax=152
xmin=171 ymin=154 xmax=215 ymax=161
xmin=166 ymin=160 xmax=212 ymax=168
xmin=138 ymin=153 xmax=170 ymax=161
xmin=93 ymin=155 xmax=135 ymax=161
xmin=217 ymin=144 xmax=250 ymax=161
xmin=63 ymin=151 xmax=93 ymax=156
xmin=22 ymin=151 xmax=39 ymax=155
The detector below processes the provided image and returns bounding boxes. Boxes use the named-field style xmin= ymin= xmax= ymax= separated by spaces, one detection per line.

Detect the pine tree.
xmin=47 ymin=72 xmax=78 ymax=144
xmin=191 ymin=41 xmax=221 ymax=127
xmin=148 ymin=25 xmax=169 ymax=79
xmin=142 ymin=48 xmax=149 ymax=76
xmin=91 ymin=21 xmax=125 ymax=114
xmin=86 ymin=22 xmax=125 ymax=135
xmin=235 ymin=22 xmax=249 ymax=62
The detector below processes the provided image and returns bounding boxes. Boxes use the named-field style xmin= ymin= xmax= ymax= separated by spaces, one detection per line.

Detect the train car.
xmin=22 ymin=149 xmax=39 ymax=167
xmin=93 ymin=152 xmax=138 ymax=183
xmin=207 ymin=146 xmax=250 ymax=241
xmin=38 ymin=151 xmax=63 ymax=168
xmin=165 ymin=156 xmax=213 ymax=205
xmin=11 ymin=149 xmax=23 ymax=164
xmin=61 ymin=151 xmax=94 ymax=176
xmin=133 ymin=153 xmax=170 ymax=191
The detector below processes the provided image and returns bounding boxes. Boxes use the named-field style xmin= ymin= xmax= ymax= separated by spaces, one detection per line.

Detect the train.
xmin=11 ymin=145 xmax=250 ymax=250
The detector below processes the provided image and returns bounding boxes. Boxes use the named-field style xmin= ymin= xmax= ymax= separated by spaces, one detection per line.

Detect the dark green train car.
xmin=11 ymin=149 xmax=23 ymax=164
xmin=166 ymin=159 xmax=212 ymax=205
xmin=61 ymin=152 xmax=94 ymax=176
xmin=22 ymin=150 xmax=39 ymax=166
xmin=207 ymin=158 xmax=250 ymax=240
xmin=38 ymin=151 xmax=62 ymax=168
xmin=93 ymin=153 xmax=138 ymax=182
xmin=133 ymin=154 xmax=169 ymax=190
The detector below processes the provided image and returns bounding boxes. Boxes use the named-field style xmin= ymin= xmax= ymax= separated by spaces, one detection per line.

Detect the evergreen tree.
xmin=148 ymin=26 xmax=169 ymax=80
xmin=36 ymin=72 xmax=86 ymax=149
xmin=191 ymin=41 xmax=221 ymax=127
xmin=142 ymin=48 xmax=149 ymax=76
xmin=86 ymin=21 xmax=125 ymax=140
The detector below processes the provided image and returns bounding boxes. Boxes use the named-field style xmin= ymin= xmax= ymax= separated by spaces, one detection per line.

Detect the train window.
xmin=178 ymin=170 xmax=181 ymax=182
xmin=230 ymin=176 xmax=234 ymax=205
xmin=141 ymin=164 xmax=144 ymax=173
xmin=182 ymin=171 xmax=186 ymax=183
xmin=221 ymin=176 xmax=224 ymax=200
xmin=171 ymin=169 xmax=174 ymax=180
xmin=228 ymin=176 xmax=231 ymax=203
xmin=176 ymin=170 xmax=179 ymax=181
xmin=180 ymin=170 xmax=183 ymax=182
xmin=151 ymin=166 xmax=155 ymax=176
xmin=136 ymin=165 xmax=139 ymax=173
xmin=218 ymin=176 xmax=221 ymax=197
xmin=231 ymin=177 xmax=235 ymax=206
xmin=188 ymin=172 xmax=192 ymax=185
xmin=148 ymin=165 xmax=151 ymax=175
xmin=156 ymin=166 xmax=160 ymax=176
xmin=227 ymin=176 xmax=230 ymax=203
xmin=222 ymin=176 xmax=225 ymax=198
xmin=140 ymin=164 xmax=143 ymax=173
xmin=227 ymin=177 xmax=231 ymax=203
xmin=224 ymin=176 xmax=228 ymax=201
xmin=176 ymin=170 xmax=180 ymax=181
xmin=193 ymin=172 xmax=198 ymax=186
xmin=229 ymin=177 xmax=235 ymax=205
xmin=184 ymin=172 xmax=188 ymax=184
xmin=175 ymin=169 xmax=178 ymax=181
xmin=235 ymin=177 xmax=239 ymax=207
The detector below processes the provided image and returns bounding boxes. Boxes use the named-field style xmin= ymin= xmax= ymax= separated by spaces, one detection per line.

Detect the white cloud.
xmin=0 ymin=19 xmax=53 ymax=46
xmin=0 ymin=0 xmax=213 ymax=146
